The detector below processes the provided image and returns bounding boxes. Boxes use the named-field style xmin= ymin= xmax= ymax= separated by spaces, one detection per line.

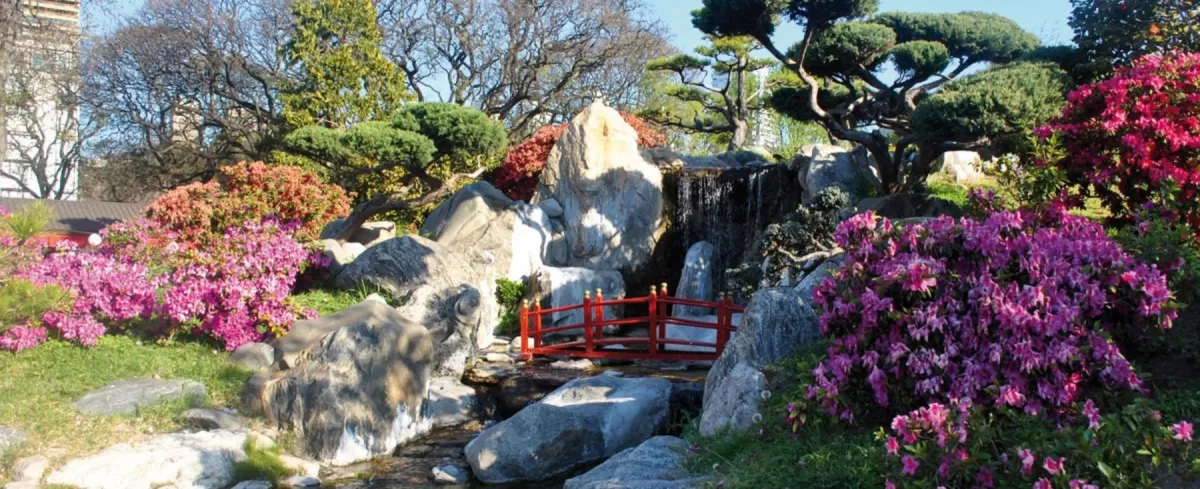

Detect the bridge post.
xmin=583 ymin=290 xmax=594 ymax=354
xmin=533 ymin=301 xmax=543 ymax=350
xmin=594 ymin=288 xmax=604 ymax=343
xmin=659 ymin=282 xmax=669 ymax=341
xmin=520 ymin=300 xmax=530 ymax=360
xmin=716 ymin=292 xmax=730 ymax=358
xmin=647 ymin=286 xmax=658 ymax=357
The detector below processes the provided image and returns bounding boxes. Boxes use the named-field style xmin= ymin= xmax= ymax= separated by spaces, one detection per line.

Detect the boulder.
xmin=702 ymin=289 xmax=818 ymax=432
xmin=432 ymin=465 xmax=470 ymax=485
xmin=180 ymin=408 xmax=244 ymax=431
xmin=45 ymin=430 xmax=248 ymax=489
xmin=563 ymin=436 xmax=709 ymax=489
xmin=796 ymin=144 xmax=872 ymax=204
xmin=261 ymin=300 xmax=435 ymax=465
xmin=420 ymin=181 xmax=553 ymax=281
xmin=320 ymin=219 xmax=397 ymax=248
xmin=674 ymin=241 xmax=714 ymax=318
xmin=794 ymin=257 xmax=842 ymax=303
xmin=935 ymin=151 xmax=985 ymax=184
xmin=321 ymin=239 xmax=366 ymax=276
xmin=466 ymin=375 xmax=672 ymax=484
xmin=698 ymin=362 xmax=768 ymax=436
xmin=425 ymin=377 xmax=480 ymax=428
xmin=230 ymin=342 xmax=276 ymax=372
xmin=73 ymin=379 xmax=207 ymax=416
xmin=856 ymin=193 xmax=963 ymax=220
xmin=530 ymin=267 xmax=626 ymax=333
xmin=533 ymin=100 xmax=665 ymax=276
xmin=335 ymin=236 xmax=498 ymax=376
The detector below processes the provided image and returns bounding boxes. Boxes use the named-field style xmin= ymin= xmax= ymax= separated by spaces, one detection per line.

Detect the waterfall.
xmin=676 ymin=171 xmax=734 ymax=290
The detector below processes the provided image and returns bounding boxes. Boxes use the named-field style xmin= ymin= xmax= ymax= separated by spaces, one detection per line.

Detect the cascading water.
xmin=676 ymin=171 xmax=736 ymax=289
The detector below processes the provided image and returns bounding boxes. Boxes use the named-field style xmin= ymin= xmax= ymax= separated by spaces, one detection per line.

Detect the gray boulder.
xmin=702 ymin=288 xmax=818 ymax=433
xmin=180 ymin=408 xmax=244 ymax=431
xmin=335 ymin=236 xmax=498 ymax=376
xmin=320 ymin=239 xmax=366 ymax=276
xmin=530 ymin=267 xmax=625 ymax=333
xmin=46 ymin=430 xmax=248 ymax=489
xmin=421 ymin=181 xmax=553 ymax=281
xmin=262 ymin=300 xmax=435 ymax=465
xmin=465 ymin=375 xmax=672 ymax=484
xmin=425 ymin=377 xmax=480 ymax=428
xmin=533 ymin=100 xmax=665 ymax=276
xmin=564 ymin=436 xmax=709 ymax=489
xmin=793 ymin=257 xmax=842 ymax=303
xmin=698 ymin=362 xmax=768 ymax=436
xmin=674 ymin=241 xmax=714 ymax=317
xmin=935 ymin=151 xmax=986 ymax=184
xmin=796 ymin=144 xmax=873 ymax=204
xmin=73 ymin=379 xmax=207 ymax=416
xmin=230 ymin=342 xmax=276 ymax=372
xmin=320 ymin=219 xmax=397 ymax=248
xmin=856 ymin=193 xmax=962 ymax=220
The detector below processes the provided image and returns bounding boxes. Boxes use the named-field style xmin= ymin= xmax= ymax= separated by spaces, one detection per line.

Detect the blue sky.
xmin=646 ymin=0 xmax=1075 ymax=53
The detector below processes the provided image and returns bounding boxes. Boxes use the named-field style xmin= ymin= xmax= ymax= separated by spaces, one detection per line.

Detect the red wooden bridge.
xmin=518 ymin=284 xmax=744 ymax=362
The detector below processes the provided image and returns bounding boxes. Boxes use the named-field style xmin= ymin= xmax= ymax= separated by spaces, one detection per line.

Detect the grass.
xmin=232 ymin=438 xmax=296 ymax=484
xmin=291 ymin=281 xmax=401 ymax=317
xmin=0 ymin=335 xmax=251 ymax=470
xmin=925 ymin=172 xmax=1109 ymax=220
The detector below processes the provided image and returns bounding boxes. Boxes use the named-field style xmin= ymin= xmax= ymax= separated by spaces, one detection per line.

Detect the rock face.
xmin=465 ymin=375 xmax=672 ymax=484
xmin=424 ymin=377 xmax=480 ymax=428
xmin=702 ymin=288 xmax=818 ymax=434
xmin=699 ymin=362 xmax=768 ymax=436
xmin=45 ymin=430 xmax=248 ymax=489
xmin=856 ymin=193 xmax=963 ymax=220
xmin=262 ymin=300 xmax=435 ymax=465
xmin=73 ymin=379 xmax=207 ymax=416
xmin=336 ymin=236 xmax=498 ymax=374
xmin=563 ymin=436 xmax=709 ymax=489
xmin=530 ymin=267 xmax=626 ymax=332
xmin=794 ymin=256 xmax=842 ymax=303
xmin=421 ymin=181 xmax=553 ymax=281
xmin=534 ymin=100 xmax=665 ymax=276
xmin=796 ymin=144 xmax=872 ymax=204
xmin=674 ymin=241 xmax=714 ymax=317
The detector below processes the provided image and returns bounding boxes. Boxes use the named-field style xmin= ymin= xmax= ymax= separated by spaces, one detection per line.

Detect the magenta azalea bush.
xmin=805 ymin=194 xmax=1175 ymax=422
xmin=3 ymin=217 xmax=323 ymax=352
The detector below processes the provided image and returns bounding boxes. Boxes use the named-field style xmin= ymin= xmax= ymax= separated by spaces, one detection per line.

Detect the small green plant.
xmin=494 ymin=277 xmax=528 ymax=336
xmin=0 ymin=278 xmax=71 ymax=332
xmin=994 ymin=131 xmax=1070 ymax=211
xmin=232 ymin=438 xmax=295 ymax=484
xmin=2 ymin=201 xmax=53 ymax=241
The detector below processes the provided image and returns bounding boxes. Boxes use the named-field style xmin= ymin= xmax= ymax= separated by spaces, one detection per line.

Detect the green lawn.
xmin=291 ymin=281 xmax=400 ymax=317
xmin=925 ymin=172 xmax=1109 ymax=220
xmin=0 ymin=335 xmax=250 ymax=470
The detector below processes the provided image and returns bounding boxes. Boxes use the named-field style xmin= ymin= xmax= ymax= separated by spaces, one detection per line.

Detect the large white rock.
xmin=564 ymin=436 xmax=709 ymax=489
xmin=336 ymin=235 xmax=498 ymax=371
xmin=699 ymin=362 xmax=768 ymax=436
xmin=465 ymin=375 xmax=672 ymax=484
xmin=530 ymin=267 xmax=626 ymax=333
xmin=45 ymin=430 xmax=248 ymax=489
xmin=534 ymin=100 xmax=665 ymax=276
xmin=936 ymin=151 xmax=986 ymax=184
xmin=674 ymin=241 xmax=714 ymax=318
xmin=796 ymin=144 xmax=872 ymax=204
xmin=262 ymin=300 xmax=435 ymax=466
xmin=421 ymin=181 xmax=553 ymax=281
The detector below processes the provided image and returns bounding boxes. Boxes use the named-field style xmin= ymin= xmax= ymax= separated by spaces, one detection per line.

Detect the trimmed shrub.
xmin=146 ymin=161 xmax=351 ymax=245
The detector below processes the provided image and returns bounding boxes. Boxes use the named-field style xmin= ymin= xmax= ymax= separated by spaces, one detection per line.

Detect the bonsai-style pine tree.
xmin=639 ymin=36 xmax=775 ymax=150
xmin=283 ymin=103 xmax=507 ymax=240
xmin=281 ymin=0 xmax=409 ymax=129
xmin=1070 ymin=0 xmax=1200 ymax=81
xmin=692 ymin=1 xmax=1070 ymax=192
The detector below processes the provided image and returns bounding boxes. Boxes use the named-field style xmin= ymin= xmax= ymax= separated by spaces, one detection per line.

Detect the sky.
xmin=645 ymin=0 xmax=1075 ymax=53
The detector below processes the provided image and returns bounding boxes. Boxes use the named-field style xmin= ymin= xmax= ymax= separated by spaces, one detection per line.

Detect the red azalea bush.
xmin=803 ymin=192 xmax=1175 ymax=422
xmin=493 ymin=113 xmax=665 ymax=201
xmin=1038 ymin=51 xmax=1200 ymax=234
xmin=146 ymin=161 xmax=351 ymax=245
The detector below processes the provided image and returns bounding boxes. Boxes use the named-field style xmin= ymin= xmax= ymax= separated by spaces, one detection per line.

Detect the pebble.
xmin=432 ymin=464 xmax=469 ymax=485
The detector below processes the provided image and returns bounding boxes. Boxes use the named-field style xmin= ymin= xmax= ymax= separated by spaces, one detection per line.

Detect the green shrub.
xmin=494 ymin=278 xmax=528 ymax=336
xmin=2 ymin=201 xmax=52 ymax=241
xmin=0 ymin=278 xmax=70 ymax=333
xmin=232 ymin=438 xmax=295 ymax=484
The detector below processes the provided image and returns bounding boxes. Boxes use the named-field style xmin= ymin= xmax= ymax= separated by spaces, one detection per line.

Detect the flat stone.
xmin=432 ymin=465 xmax=469 ymax=485
xmin=425 ymin=377 xmax=480 ymax=428
xmin=281 ymin=475 xmax=321 ymax=488
xmin=462 ymin=363 xmax=518 ymax=385
xmin=73 ymin=379 xmax=207 ymax=416
xmin=230 ymin=481 xmax=273 ymax=489
xmin=564 ymin=436 xmax=709 ymax=489
xmin=46 ymin=430 xmax=247 ymax=489
xmin=279 ymin=454 xmax=321 ymax=478
xmin=11 ymin=455 xmax=49 ymax=482
xmin=180 ymin=408 xmax=243 ymax=431
xmin=230 ymin=342 xmax=276 ymax=372
xmin=549 ymin=358 xmax=593 ymax=370
xmin=483 ymin=352 xmax=515 ymax=364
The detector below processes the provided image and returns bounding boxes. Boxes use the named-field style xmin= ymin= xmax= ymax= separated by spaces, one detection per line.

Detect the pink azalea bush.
xmin=805 ymin=193 xmax=1175 ymax=421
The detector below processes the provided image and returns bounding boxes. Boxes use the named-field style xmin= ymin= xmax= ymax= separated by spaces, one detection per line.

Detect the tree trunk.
xmin=729 ymin=119 xmax=749 ymax=151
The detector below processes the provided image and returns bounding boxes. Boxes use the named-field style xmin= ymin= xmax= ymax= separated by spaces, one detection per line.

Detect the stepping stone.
xmin=73 ymin=379 xmax=207 ymax=416
xmin=180 ymin=408 xmax=243 ymax=431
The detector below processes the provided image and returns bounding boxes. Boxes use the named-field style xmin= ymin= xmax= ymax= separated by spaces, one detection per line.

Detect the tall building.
xmin=0 ymin=0 xmax=81 ymax=200
xmin=749 ymin=67 xmax=778 ymax=151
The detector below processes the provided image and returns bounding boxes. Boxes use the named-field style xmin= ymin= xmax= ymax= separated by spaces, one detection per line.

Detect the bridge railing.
xmin=518 ymin=283 xmax=745 ymax=362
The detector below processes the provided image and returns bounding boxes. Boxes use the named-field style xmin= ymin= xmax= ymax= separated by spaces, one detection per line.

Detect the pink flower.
xmin=1044 ymin=456 xmax=1065 ymax=475
xmin=977 ymin=468 xmax=994 ymax=488
xmin=901 ymin=455 xmax=920 ymax=476
xmin=1018 ymin=449 xmax=1036 ymax=475
xmin=1171 ymin=421 xmax=1193 ymax=441
xmin=885 ymin=480 xmax=897 ymax=489
xmin=1033 ymin=478 xmax=1053 ymax=489
xmin=885 ymin=437 xmax=900 ymax=456
xmin=1082 ymin=399 xmax=1101 ymax=430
